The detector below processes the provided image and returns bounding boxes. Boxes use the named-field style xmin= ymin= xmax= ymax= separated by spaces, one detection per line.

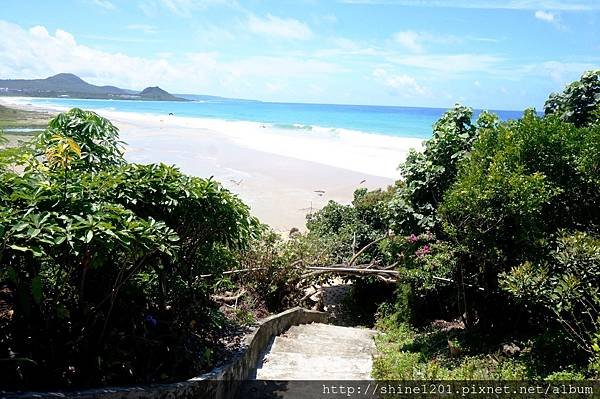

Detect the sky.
xmin=0 ymin=0 xmax=599 ymax=110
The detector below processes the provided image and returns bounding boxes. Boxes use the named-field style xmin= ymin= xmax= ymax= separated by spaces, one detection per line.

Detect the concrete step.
xmin=255 ymin=351 xmax=372 ymax=380
xmin=255 ymin=369 xmax=370 ymax=380
xmin=286 ymin=323 xmax=377 ymax=338
xmin=269 ymin=336 xmax=375 ymax=357
xmin=253 ymin=322 xmax=377 ymax=381
xmin=279 ymin=331 xmax=376 ymax=349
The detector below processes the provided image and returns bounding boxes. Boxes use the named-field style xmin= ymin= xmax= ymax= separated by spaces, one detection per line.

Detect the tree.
xmin=439 ymin=110 xmax=600 ymax=328
xmin=386 ymin=105 xmax=495 ymax=234
xmin=544 ymin=70 xmax=600 ymax=128
xmin=0 ymin=109 xmax=257 ymax=389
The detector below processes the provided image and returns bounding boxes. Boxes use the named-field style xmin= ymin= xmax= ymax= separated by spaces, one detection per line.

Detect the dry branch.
xmin=305 ymin=266 xmax=399 ymax=275
xmin=211 ymin=288 xmax=247 ymax=303
xmin=198 ymin=267 xmax=267 ymax=278
xmin=348 ymin=234 xmax=391 ymax=266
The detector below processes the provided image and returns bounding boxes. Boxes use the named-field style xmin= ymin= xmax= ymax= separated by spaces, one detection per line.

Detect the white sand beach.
xmin=1 ymin=98 xmax=423 ymax=231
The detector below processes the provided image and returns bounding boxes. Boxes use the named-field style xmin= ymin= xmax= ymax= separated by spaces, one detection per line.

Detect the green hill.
xmin=0 ymin=73 xmax=186 ymax=101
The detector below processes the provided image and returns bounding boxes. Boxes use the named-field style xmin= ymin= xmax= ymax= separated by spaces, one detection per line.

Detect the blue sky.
xmin=0 ymin=0 xmax=598 ymax=109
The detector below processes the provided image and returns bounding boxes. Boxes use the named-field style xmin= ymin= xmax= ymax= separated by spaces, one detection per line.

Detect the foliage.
xmin=544 ymin=70 xmax=600 ymax=127
xmin=234 ymin=227 xmax=306 ymax=312
xmin=306 ymin=185 xmax=398 ymax=265
xmin=438 ymin=111 xmax=600 ymax=327
xmin=371 ymin=73 xmax=600 ymax=380
xmin=372 ymin=313 xmax=530 ymax=380
xmin=386 ymin=105 xmax=496 ymax=234
xmin=0 ymin=109 xmax=257 ymax=389
xmin=373 ymin=312 xmax=594 ymax=381
xmin=36 ymin=108 xmax=125 ymax=171
xmin=501 ymin=232 xmax=600 ymax=354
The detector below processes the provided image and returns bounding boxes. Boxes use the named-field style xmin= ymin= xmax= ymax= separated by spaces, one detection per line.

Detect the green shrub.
xmin=386 ymin=106 xmax=496 ymax=234
xmin=0 ymin=109 xmax=256 ymax=389
xmin=372 ymin=313 xmax=529 ymax=380
xmin=306 ymin=185 xmax=397 ymax=265
xmin=439 ymin=111 xmax=600 ymax=326
xmin=501 ymin=232 xmax=600 ymax=354
xmin=544 ymin=70 xmax=600 ymax=127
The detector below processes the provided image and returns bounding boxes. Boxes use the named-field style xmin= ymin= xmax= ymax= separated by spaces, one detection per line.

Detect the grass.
xmin=0 ymin=104 xmax=53 ymax=130
xmin=372 ymin=312 xmax=591 ymax=381
xmin=0 ymin=105 xmax=54 ymax=147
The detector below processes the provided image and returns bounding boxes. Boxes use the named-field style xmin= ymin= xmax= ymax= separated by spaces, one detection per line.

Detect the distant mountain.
xmin=139 ymin=86 xmax=183 ymax=101
xmin=176 ymin=93 xmax=261 ymax=103
xmin=0 ymin=73 xmax=187 ymax=101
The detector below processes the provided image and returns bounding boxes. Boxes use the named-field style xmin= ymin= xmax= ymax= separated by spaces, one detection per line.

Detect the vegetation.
xmin=301 ymin=70 xmax=600 ymax=380
xmin=2 ymin=69 xmax=599 ymax=390
xmin=0 ymin=104 xmax=52 ymax=131
xmin=0 ymin=108 xmax=259 ymax=389
xmin=544 ymin=69 xmax=600 ymax=127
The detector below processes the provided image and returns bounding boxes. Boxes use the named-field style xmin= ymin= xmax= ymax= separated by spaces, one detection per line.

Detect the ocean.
xmin=20 ymin=97 xmax=525 ymax=140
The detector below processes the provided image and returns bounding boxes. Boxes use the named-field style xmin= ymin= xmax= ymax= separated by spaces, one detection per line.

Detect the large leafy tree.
xmin=386 ymin=105 xmax=496 ymax=234
xmin=544 ymin=69 xmax=600 ymax=128
xmin=439 ymin=110 xmax=600 ymax=328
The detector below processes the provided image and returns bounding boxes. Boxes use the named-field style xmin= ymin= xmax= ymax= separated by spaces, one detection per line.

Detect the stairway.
xmin=254 ymin=323 xmax=377 ymax=380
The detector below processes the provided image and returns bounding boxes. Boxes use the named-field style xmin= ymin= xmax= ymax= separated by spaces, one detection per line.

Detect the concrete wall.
xmin=4 ymin=307 xmax=328 ymax=399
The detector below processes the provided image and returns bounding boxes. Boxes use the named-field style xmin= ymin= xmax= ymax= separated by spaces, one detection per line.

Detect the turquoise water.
xmin=24 ymin=97 xmax=525 ymax=139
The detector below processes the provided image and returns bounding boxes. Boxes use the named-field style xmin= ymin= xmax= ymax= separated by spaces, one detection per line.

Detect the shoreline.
xmin=0 ymin=97 xmax=421 ymax=230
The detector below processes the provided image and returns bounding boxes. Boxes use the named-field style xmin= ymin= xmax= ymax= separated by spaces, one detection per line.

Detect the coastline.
xmin=0 ymin=97 xmax=422 ymax=230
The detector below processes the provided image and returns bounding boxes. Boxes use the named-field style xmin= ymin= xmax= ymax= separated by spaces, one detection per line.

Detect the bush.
xmin=234 ymin=228 xmax=306 ymax=312
xmin=306 ymin=185 xmax=398 ymax=265
xmin=439 ymin=111 xmax=600 ymax=327
xmin=544 ymin=69 xmax=600 ymax=127
xmin=0 ymin=109 xmax=257 ymax=389
xmin=386 ymin=106 xmax=496 ymax=234
xmin=501 ymin=232 xmax=600 ymax=354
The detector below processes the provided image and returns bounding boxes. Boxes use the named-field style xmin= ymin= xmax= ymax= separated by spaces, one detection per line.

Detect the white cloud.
xmin=140 ymin=0 xmax=240 ymax=17
xmin=247 ymin=14 xmax=313 ymax=40
xmin=392 ymin=31 xmax=463 ymax=53
xmin=386 ymin=53 xmax=503 ymax=75
xmin=525 ymin=60 xmax=597 ymax=83
xmin=91 ymin=0 xmax=115 ymax=10
xmin=126 ymin=24 xmax=158 ymax=34
xmin=372 ymin=68 xmax=426 ymax=96
xmin=535 ymin=10 xmax=555 ymax=22
xmin=0 ymin=21 xmax=339 ymax=98
xmin=313 ymin=37 xmax=383 ymax=57
xmin=338 ymin=0 xmax=600 ymax=10
xmin=313 ymin=14 xmax=338 ymax=24
xmin=534 ymin=10 xmax=565 ymax=28
xmin=393 ymin=31 xmax=423 ymax=52
xmin=159 ymin=0 xmax=197 ymax=16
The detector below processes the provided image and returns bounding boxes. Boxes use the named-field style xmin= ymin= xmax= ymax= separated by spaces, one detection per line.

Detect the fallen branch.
xmin=199 ymin=267 xmax=267 ymax=278
xmin=305 ymin=266 xmax=399 ymax=275
xmin=303 ymin=266 xmax=485 ymax=291
xmin=348 ymin=234 xmax=392 ymax=266
xmin=376 ymin=275 xmax=398 ymax=284
xmin=432 ymin=276 xmax=485 ymax=291
xmin=211 ymin=288 xmax=247 ymax=303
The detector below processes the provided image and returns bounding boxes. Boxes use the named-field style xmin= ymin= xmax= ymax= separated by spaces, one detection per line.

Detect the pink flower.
xmin=407 ymin=234 xmax=419 ymax=243
xmin=415 ymin=244 xmax=431 ymax=257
